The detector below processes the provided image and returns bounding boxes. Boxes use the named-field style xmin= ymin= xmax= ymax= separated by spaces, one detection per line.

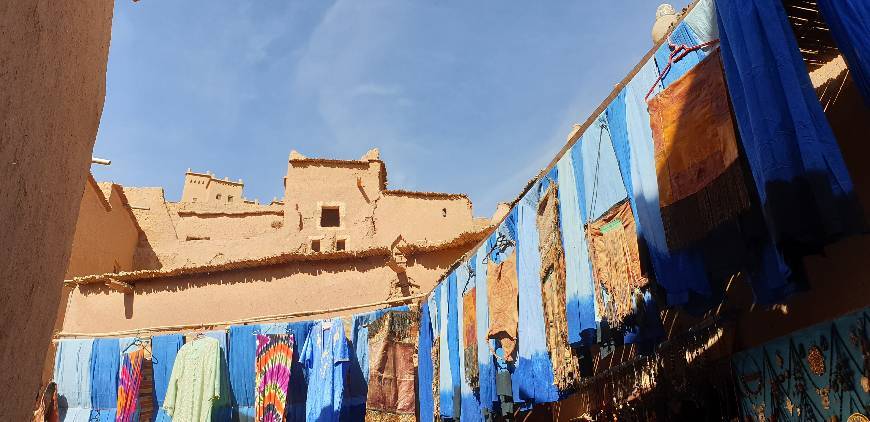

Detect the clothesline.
xmin=53 ymin=293 xmax=426 ymax=339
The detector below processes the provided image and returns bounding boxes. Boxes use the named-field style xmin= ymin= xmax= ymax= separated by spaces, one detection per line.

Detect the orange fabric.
xmin=366 ymin=311 xmax=417 ymax=421
xmin=648 ymin=49 xmax=750 ymax=248
xmin=462 ymin=288 xmax=479 ymax=390
xmin=536 ymin=184 xmax=580 ymax=390
xmin=486 ymin=251 xmax=519 ymax=361
xmin=586 ymin=200 xmax=645 ymax=324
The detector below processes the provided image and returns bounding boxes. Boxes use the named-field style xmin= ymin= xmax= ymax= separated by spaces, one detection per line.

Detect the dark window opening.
xmin=227 ymin=195 xmax=234 ymax=202
xmin=442 ymin=208 xmax=447 ymax=217
xmin=216 ymin=194 xmax=222 ymax=200
xmin=336 ymin=239 xmax=346 ymax=251
xmin=311 ymin=239 xmax=321 ymax=252
xmin=321 ymin=207 xmax=341 ymax=227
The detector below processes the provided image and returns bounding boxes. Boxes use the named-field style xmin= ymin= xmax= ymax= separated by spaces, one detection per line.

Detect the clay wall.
xmin=0 ymin=0 xmax=114 ymax=419
xmin=374 ymin=192 xmax=476 ymax=245
xmin=61 ymin=244 xmax=471 ymax=334
xmin=65 ymin=177 xmax=140 ymax=278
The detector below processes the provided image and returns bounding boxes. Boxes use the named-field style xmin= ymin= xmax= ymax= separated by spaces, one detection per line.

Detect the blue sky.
xmin=92 ymin=0 xmax=690 ymax=217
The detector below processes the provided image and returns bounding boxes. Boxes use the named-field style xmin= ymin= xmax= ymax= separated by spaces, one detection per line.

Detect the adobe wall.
xmin=167 ymin=203 xmax=284 ymax=241
xmin=61 ymin=244 xmax=473 ymax=334
xmin=65 ymin=178 xmax=140 ymax=278
xmin=374 ymin=193 xmax=476 ymax=245
xmin=0 ymin=0 xmax=113 ymax=419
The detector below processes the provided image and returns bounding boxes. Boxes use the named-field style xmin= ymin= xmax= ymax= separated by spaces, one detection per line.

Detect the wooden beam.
xmin=105 ymin=278 xmax=133 ymax=294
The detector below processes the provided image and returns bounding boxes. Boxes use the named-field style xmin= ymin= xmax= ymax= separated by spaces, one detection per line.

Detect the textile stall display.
xmin=48 ymin=0 xmax=864 ymax=420
xmin=733 ymin=307 xmax=870 ymax=421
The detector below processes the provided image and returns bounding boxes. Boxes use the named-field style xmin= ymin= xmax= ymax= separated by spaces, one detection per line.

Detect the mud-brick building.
xmin=57 ymin=148 xmax=494 ymax=337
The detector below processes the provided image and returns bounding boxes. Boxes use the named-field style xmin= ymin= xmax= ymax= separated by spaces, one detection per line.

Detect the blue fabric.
xmin=717 ymin=0 xmax=862 ymax=246
xmin=55 ymin=339 xmax=93 ymax=421
xmin=513 ymin=193 xmax=559 ymax=404
xmin=473 ymin=248 xmax=497 ymax=411
xmin=623 ymin=57 xmax=711 ymax=306
xmin=556 ymin=149 xmax=597 ymax=346
xmin=437 ymin=280 xmax=456 ymax=418
xmin=285 ymin=321 xmax=314 ymax=422
xmin=456 ymin=259 xmax=482 ymax=422
xmin=151 ymin=334 xmax=183 ymax=422
xmin=300 ymin=317 xmax=350 ymax=422
xmin=579 ymin=113 xmax=629 ymax=222
xmin=653 ymin=22 xmax=709 ymax=88
xmin=447 ymin=272 xmax=462 ymax=418
xmin=683 ymin=0 xmax=719 ymax=44
xmin=818 ymin=0 xmax=870 ymax=105
xmin=418 ymin=299 xmax=435 ymax=422
xmin=228 ymin=325 xmax=258 ymax=421
xmin=203 ymin=330 xmax=231 ymax=422
xmin=89 ymin=338 xmax=119 ymax=421
xmin=342 ymin=306 xmax=408 ymax=421
xmin=622 ymin=290 xmax=665 ymax=355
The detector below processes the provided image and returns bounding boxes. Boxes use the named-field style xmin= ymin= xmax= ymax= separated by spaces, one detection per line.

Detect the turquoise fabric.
xmin=558 ymin=134 xmax=598 ymax=347
xmin=55 ymin=339 xmax=93 ymax=421
xmin=300 ymin=317 xmax=350 ymax=422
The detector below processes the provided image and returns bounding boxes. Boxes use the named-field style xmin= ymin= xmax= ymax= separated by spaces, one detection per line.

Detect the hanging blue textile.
xmin=89 ymin=338 xmax=119 ymax=422
xmin=818 ymin=0 xmax=870 ymax=105
xmin=473 ymin=248 xmax=497 ymax=412
xmin=151 ymin=334 xmax=183 ymax=422
xmin=203 ymin=330 xmax=231 ymax=422
xmin=716 ymin=0 xmax=863 ymax=252
xmin=228 ymin=324 xmax=259 ymax=421
xmin=683 ymin=0 xmax=719 ymax=45
xmin=622 ymin=290 xmax=665 ymax=355
xmin=559 ymin=142 xmax=598 ymax=347
xmin=654 ymin=22 xmax=709 ymax=88
xmin=55 ymin=339 xmax=93 ymax=422
xmin=456 ymin=258 xmax=482 ymax=422
xmin=622 ymin=58 xmax=711 ymax=306
xmin=579 ymin=113 xmax=629 ymax=221
xmin=342 ymin=306 xmax=409 ymax=420
xmin=513 ymin=191 xmax=559 ymax=404
xmin=418 ymin=299 xmax=435 ymax=422
xmin=436 ymin=281 xmax=455 ymax=418
xmin=447 ymin=272 xmax=463 ymax=418
xmin=285 ymin=320 xmax=314 ymax=422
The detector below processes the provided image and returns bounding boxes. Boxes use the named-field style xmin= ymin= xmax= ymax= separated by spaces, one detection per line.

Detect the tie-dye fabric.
xmin=255 ymin=334 xmax=295 ymax=422
xmin=116 ymin=349 xmax=145 ymax=422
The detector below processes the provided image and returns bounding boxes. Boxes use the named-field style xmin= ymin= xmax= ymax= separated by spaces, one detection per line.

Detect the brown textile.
xmin=536 ymin=184 xmax=581 ymax=390
xmin=462 ymin=288 xmax=479 ymax=390
xmin=431 ymin=337 xmax=440 ymax=419
xmin=138 ymin=353 xmax=155 ymax=422
xmin=366 ymin=311 xmax=418 ymax=422
xmin=486 ymin=251 xmax=519 ymax=362
xmin=586 ymin=200 xmax=645 ymax=325
xmin=647 ymin=49 xmax=750 ymax=249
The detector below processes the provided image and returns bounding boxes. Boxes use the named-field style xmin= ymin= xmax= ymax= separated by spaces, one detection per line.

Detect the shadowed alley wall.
xmin=0 ymin=0 xmax=113 ymax=419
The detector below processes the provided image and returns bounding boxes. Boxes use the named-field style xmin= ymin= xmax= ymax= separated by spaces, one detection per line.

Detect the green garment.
xmin=163 ymin=337 xmax=221 ymax=421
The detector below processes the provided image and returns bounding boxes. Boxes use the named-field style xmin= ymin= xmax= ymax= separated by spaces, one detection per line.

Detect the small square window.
xmin=192 ymin=197 xmax=197 ymax=202
xmin=320 ymin=206 xmax=341 ymax=227
xmin=227 ymin=195 xmax=234 ymax=202
xmin=310 ymin=239 xmax=321 ymax=253
xmin=216 ymin=194 xmax=222 ymax=200
xmin=336 ymin=239 xmax=346 ymax=251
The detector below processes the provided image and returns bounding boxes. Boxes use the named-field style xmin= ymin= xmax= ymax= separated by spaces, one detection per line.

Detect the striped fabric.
xmin=255 ymin=334 xmax=295 ymax=422
xmin=116 ymin=349 xmax=144 ymax=422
